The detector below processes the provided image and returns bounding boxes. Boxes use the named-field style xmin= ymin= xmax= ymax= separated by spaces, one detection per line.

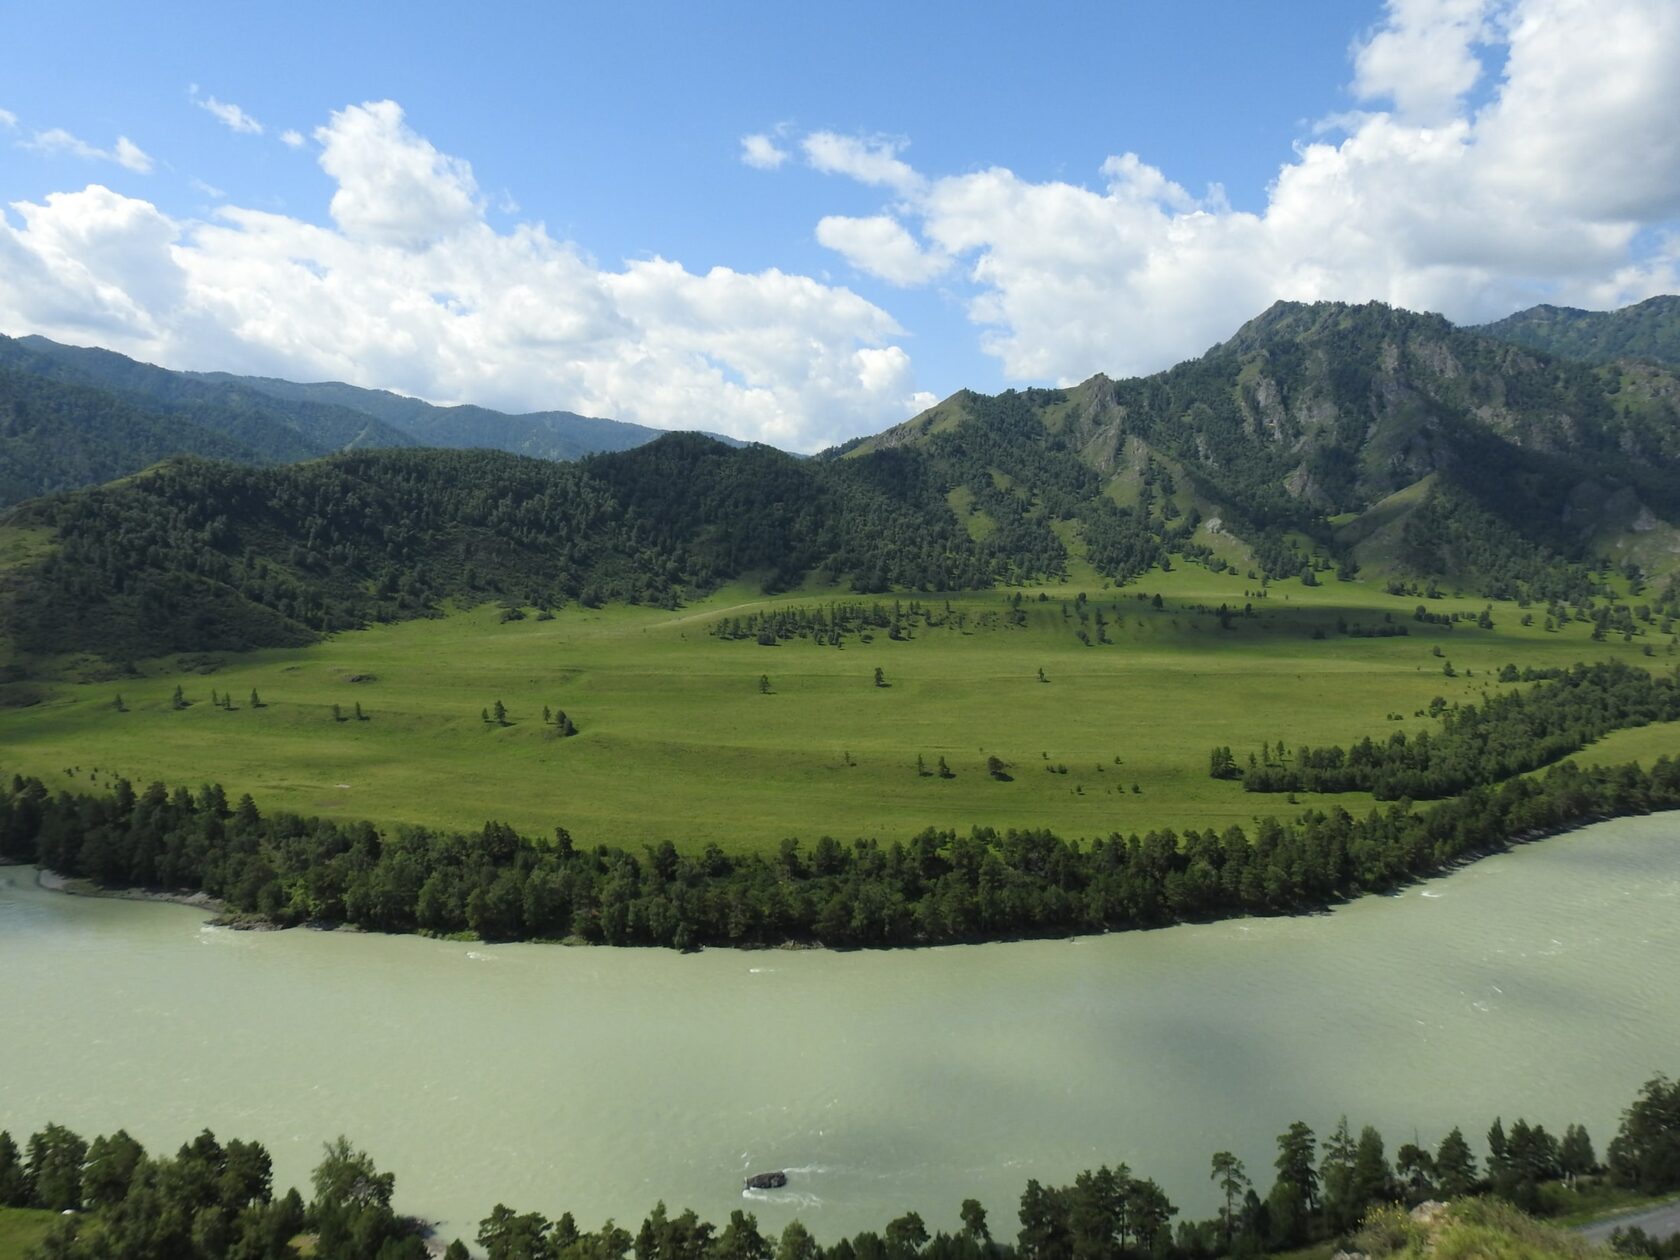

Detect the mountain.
xmin=0 ymin=334 xmax=747 ymax=509
xmin=1479 ymin=294 xmax=1680 ymax=369
xmin=6 ymin=335 xmax=416 ymax=456
xmin=6 ymin=299 xmax=1680 ymax=664
xmin=849 ymin=298 xmax=1680 ymax=600
xmin=0 ymin=436 xmax=999 ymax=660
xmin=185 ymin=372 xmax=747 ymax=461
xmin=0 ymin=367 xmax=260 ymax=506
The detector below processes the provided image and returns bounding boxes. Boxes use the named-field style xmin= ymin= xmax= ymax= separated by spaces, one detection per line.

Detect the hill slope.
xmin=1480 ymin=294 xmax=1680 ymax=369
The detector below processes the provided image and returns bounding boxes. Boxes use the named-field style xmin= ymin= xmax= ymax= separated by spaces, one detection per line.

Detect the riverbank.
xmin=33 ymin=866 xmax=227 ymax=914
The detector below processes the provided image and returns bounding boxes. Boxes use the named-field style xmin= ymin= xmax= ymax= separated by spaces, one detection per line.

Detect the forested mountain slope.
xmin=185 ymin=371 xmax=745 ymax=461
xmin=0 ymin=367 xmax=259 ymax=506
xmin=7 ymin=300 xmax=1680 ymax=664
xmin=5 ymin=335 xmax=416 ymax=456
xmin=0 ymin=435 xmax=1009 ymax=659
xmin=1480 ymin=293 xmax=1680 ymax=369
xmin=0 ymin=334 xmax=747 ymax=507
xmin=850 ymin=299 xmax=1680 ymax=600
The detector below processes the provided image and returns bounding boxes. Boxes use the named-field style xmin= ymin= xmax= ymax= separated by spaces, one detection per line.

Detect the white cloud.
xmin=815 ymin=214 xmax=948 ymax=285
xmin=25 ymin=128 xmax=152 ymax=173
xmin=804 ymin=0 xmax=1680 ymax=384
xmin=740 ymin=133 xmax=788 ymax=170
xmin=193 ymin=90 xmax=264 ymax=135
xmin=1352 ymin=0 xmax=1495 ymax=122
xmin=279 ymin=129 xmax=305 ymax=149
xmin=0 ymin=100 xmax=923 ymax=452
xmin=801 ymin=132 xmax=922 ymax=193
xmin=191 ymin=178 xmax=226 ymax=199
xmin=315 ymin=100 xmax=481 ymax=247
xmin=0 ymin=108 xmax=17 ymax=130
xmin=112 ymin=137 xmax=153 ymax=173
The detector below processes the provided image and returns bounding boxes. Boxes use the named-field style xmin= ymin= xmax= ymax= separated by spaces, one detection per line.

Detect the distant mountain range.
xmin=3 ymin=296 xmax=1678 ymax=663
xmin=0 ymin=333 xmax=742 ymax=508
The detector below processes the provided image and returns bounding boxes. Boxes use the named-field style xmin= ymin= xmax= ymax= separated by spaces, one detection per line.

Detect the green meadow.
xmin=3 ymin=565 xmax=1674 ymax=856
xmin=0 ymin=1208 xmax=55 ymax=1260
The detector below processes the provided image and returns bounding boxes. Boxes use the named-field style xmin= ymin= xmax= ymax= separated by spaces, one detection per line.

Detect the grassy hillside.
xmin=3 ymin=564 xmax=1670 ymax=856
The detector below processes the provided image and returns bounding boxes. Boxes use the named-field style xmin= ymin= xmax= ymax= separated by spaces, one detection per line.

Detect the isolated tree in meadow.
xmin=986 ymin=755 xmax=1009 ymax=780
xmin=481 ymin=707 xmax=490 ymax=724
xmin=171 ymin=684 xmax=186 ymax=710
xmin=112 ymin=693 xmax=126 ymax=712
xmin=354 ymin=701 xmax=366 ymax=721
xmin=250 ymin=688 xmax=262 ymax=708
xmin=874 ymin=666 xmax=887 ymax=687
xmin=543 ymin=705 xmax=552 ymax=723
xmin=1037 ymin=667 xmax=1048 ymax=683
xmin=759 ymin=674 xmax=771 ymax=695
xmin=937 ymin=756 xmax=954 ymax=779
xmin=493 ymin=700 xmax=508 ymax=725
xmin=555 ymin=709 xmax=577 ymax=737
xmin=331 ymin=703 xmax=344 ymax=722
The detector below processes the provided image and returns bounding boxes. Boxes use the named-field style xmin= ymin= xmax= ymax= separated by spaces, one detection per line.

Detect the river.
xmin=3 ymin=815 xmax=1679 ymax=1245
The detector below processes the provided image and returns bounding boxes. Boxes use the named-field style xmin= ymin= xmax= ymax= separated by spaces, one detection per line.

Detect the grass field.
xmin=0 ymin=1208 xmax=56 ymax=1260
xmin=2 ymin=564 xmax=1675 ymax=856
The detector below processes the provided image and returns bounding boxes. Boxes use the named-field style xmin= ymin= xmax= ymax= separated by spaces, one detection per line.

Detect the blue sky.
xmin=2 ymin=0 xmax=1678 ymax=450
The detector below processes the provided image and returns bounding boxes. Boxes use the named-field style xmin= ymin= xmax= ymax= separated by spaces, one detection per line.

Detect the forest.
xmin=1217 ymin=661 xmax=1680 ymax=800
xmin=5 ymin=1072 xmax=1678 ymax=1258
xmin=2 ymin=743 xmax=1676 ymax=950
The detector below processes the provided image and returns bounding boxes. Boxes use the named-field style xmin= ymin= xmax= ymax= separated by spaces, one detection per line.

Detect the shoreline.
xmin=14 ymin=808 xmax=1677 ymax=953
xmin=34 ymin=867 xmax=228 ymax=914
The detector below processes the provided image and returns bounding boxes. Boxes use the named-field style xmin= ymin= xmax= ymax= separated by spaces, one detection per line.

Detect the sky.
xmin=1 ymin=0 xmax=1678 ymax=453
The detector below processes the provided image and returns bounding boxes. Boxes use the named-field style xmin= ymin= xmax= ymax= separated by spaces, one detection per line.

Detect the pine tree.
xmin=171 ymin=685 xmax=186 ymax=710
xmin=354 ymin=701 xmax=366 ymax=721
xmin=250 ymin=689 xmax=262 ymax=708
xmin=112 ymin=694 xmax=126 ymax=712
xmin=332 ymin=703 xmax=344 ymax=722
xmin=493 ymin=700 xmax=507 ymax=725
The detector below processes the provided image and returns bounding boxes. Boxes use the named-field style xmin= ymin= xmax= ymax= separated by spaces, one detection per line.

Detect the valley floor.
xmin=2 ymin=565 xmax=1674 ymax=855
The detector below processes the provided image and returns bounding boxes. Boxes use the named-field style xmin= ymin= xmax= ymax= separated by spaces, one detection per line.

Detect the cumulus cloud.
xmin=192 ymin=87 xmax=264 ymax=135
xmin=0 ymin=99 xmax=923 ymax=451
xmin=314 ymin=100 xmax=481 ymax=246
xmin=815 ymin=214 xmax=949 ymax=285
xmin=0 ymin=108 xmax=17 ymax=130
xmin=802 ymin=132 xmax=922 ymax=193
xmin=803 ymin=0 xmax=1680 ymax=384
xmin=279 ymin=128 xmax=305 ymax=149
xmin=1352 ymin=0 xmax=1494 ymax=121
xmin=740 ymin=133 xmax=788 ymax=169
xmin=25 ymin=128 xmax=153 ymax=173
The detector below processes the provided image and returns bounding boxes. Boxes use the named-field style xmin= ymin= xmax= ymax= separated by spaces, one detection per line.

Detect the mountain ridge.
xmin=6 ymin=297 xmax=1680 ymax=665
